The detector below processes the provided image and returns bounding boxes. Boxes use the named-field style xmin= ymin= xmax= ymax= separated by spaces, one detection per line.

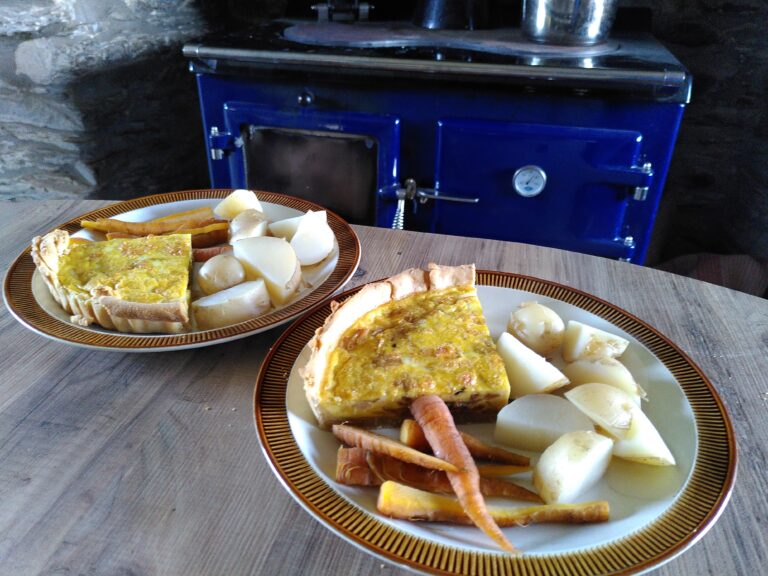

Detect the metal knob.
xmin=297 ymin=91 xmax=314 ymax=107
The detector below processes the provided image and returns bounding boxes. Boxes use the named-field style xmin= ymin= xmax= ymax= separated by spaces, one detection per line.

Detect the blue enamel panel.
xmin=432 ymin=119 xmax=645 ymax=259
xmin=191 ymin=70 xmax=685 ymax=263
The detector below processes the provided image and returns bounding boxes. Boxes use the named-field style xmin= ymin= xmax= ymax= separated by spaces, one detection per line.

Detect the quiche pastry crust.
xmin=301 ymin=263 xmax=510 ymax=428
xmin=31 ymin=229 xmax=191 ymax=334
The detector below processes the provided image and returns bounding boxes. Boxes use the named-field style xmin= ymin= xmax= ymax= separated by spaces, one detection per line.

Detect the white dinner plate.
xmin=254 ymin=271 xmax=736 ymax=575
xmin=3 ymin=189 xmax=361 ymax=351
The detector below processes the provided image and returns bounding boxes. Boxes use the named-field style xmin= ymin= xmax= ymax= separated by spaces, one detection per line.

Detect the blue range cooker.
xmin=183 ymin=20 xmax=690 ymax=263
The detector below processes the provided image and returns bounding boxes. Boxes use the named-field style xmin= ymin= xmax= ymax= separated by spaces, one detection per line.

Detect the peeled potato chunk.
xmin=533 ymin=430 xmax=614 ymax=504
xmin=565 ymin=383 xmax=675 ymax=466
xmin=496 ymin=332 xmax=570 ymax=399
xmin=214 ymin=189 xmax=263 ymax=220
xmin=229 ymin=209 xmax=270 ymax=244
xmin=197 ymin=254 xmax=246 ymax=295
xmin=564 ymin=382 xmax=635 ymax=431
xmin=269 ymin=210 xmax=325 ymax=241
xmin=233 ymin=236 xmax=302 ymax=306
xmin=562 ymin=358 xmax=646 ymax=405
xmin=561 ymin=320 xmax=630 ymax=362
xmin=507 ymin=301 xmax=565 ymax=356
xmin=290 ymin=211 xmax=335 ymax=266
xmin=495 ymin=394 xmax=594 ymax=452
xmin=192 ymin=280 xmax=271 ymax=330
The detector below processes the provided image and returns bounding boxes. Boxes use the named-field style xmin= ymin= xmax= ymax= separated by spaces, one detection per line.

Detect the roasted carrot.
xmin=331 ymin=424 xmax=459 ymax=473
xmin=410 ymin=395 xmax=519 ymax=554
xmin=193 ymin=245 xmax=233 ymax=262
xmin=148 ymin=206 xmax=215 ymax=224
xmin=81 ymin=214 xmax=222 ymax=236
xmin=476 ymin=464 xmax=532 ymax=477
xmin=460 ymin=433 xmax=529 ymax=466
xmin=378 ymin=481 xmax=609 ymax=526
xmin=365 ymin=452 xmax=542 ymax=503
xmin=400 ymin=418 xmax=429 ymax=448
xmin=181 ymin=222 xmax=230 ymax=248
xmin=336 ymin=447 xmax=382 ymax=487
xmin=105 ymin=232 xmax=140 ymax=240
xmin=400 ymin=418 xmax=530 ymax=466
xmin=336 ymin=447 xmax=531 ymax=488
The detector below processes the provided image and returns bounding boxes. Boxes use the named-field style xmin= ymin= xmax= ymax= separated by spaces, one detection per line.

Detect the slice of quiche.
xmin=301 ymin=263 xmax=510 ymax=428
xmin=31 ymin=229 xmax=192 ymax=334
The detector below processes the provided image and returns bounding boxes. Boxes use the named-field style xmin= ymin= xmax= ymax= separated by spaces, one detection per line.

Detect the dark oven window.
xmin=242 ymin=126 xmax=378 ymax=225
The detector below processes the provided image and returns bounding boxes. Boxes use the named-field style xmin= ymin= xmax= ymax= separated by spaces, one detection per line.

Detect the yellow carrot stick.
xmin=81 ymin=215 xmax=222 ymax=236
xmin=378 ymin=481 xmax=609 ymax=526
xmin=148 ymin=206 xmax=215 ymax=223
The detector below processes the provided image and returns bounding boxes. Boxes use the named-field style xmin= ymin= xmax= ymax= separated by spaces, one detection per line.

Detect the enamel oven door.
xmin=430 ymin=119 xmax=655 ymax=261
xmin=221 ymin=103 xmax=401 ymax=226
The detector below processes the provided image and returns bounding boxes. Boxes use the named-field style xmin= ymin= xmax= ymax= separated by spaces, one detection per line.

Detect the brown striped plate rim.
xmin=2 ymin=189 xmax=361 ymax=351
xmin=254 ymin=270 xmax=736 ymax=575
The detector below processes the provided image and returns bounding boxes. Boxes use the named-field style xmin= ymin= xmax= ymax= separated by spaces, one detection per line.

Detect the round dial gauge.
xmin=513 ymin=165 xmax=547 ymax=197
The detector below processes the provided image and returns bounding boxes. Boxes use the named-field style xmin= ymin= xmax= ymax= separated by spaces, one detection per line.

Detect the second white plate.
xmin=4 ymin=189 xmax=361 ymax=351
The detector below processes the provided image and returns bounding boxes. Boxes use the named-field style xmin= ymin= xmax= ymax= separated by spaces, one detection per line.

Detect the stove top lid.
xmin=183 ymin=21 xmax=691 ymax=103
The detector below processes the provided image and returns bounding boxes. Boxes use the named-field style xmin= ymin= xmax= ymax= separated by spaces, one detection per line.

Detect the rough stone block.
xmin=0 ymin=0 xmax=60 ymax=36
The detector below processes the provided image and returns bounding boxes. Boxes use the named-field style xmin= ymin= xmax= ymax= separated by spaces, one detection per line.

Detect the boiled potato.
xmin=269 ymin=210 xmax=324 ymax=241
xmin=229 ymin=209 xmax=270 ymax=244
xmin=496 ymin=331 xmax=570 ymax=399
xmin=564 ymin=382 xmax=634 ymax=430
xmin=214 ymin=189 xmax=263 ymax=220
xmin=290 ymin=211 xmax=335 ymax=266
xmin=562 ymin=358 xmax=646 ymax=404
xmin=197 ymin=254 xmax=246 ymax=295
xmin=561 ymin=320 xmax=629 ymax=362
xmin=533 ymin=430 xmax=614 ymax=504
xmin=566 ymin=383 xmax=675 ymax=466
xmin=507 ymin=301 xmax=565 ymax=356
xmin=233 ymin=236 xmax=302 ymax=306
xmin=192 ymin=280 xmax=271 ymax=330
xmin=495 ymin=394 xmax=594 ymax=452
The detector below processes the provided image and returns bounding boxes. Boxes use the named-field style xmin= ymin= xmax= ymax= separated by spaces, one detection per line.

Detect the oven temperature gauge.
xmin=513 ymin=165 xmax=547 ymax=197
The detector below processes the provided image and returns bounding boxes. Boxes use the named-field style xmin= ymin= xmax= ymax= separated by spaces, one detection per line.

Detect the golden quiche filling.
xmin=327 ymin=286 xmax=503 ymax=403
xmin=302 ymin=264 xmax=510 ymax=427
xmin=57 ymin=234 xmax=191 ymax=304
xmin=31 ymin=230 xmax=192 ymax=333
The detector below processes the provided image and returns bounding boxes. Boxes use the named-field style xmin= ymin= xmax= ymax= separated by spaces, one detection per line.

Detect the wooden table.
xmin=1 ymin=200 xmax=766 ymax=575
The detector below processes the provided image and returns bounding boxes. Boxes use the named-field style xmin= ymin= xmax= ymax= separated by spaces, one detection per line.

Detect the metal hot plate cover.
xmin=183 ymin=21 xmax=691 ymax=103
xmin=282 ymin=21 xmax=621 ymax=57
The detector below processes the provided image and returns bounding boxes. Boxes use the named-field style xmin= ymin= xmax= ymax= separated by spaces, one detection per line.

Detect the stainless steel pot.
xmin=521 ymin=0 xmax=619 ymax=46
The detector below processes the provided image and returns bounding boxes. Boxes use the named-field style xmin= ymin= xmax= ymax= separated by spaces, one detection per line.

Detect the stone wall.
xmin=0 ymin=0 xmax=211 ymax=200
xmin=1 ymin=0 xmax=766 ymax=261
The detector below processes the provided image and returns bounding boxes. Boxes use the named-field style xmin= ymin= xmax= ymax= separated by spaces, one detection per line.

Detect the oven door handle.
xmin=381 ymin=180 xmax=481 ymax=204
xmin=385 ymin=179 xmax=481 ymax=230
xmin=415 ymin=189 xmax=481 ymax=204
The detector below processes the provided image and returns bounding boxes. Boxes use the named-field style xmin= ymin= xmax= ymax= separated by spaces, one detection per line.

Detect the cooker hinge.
xmin=208 ymin=126 xmax=242 ymax=160
xmin=595 ymin=161 xmax=654 ymax=201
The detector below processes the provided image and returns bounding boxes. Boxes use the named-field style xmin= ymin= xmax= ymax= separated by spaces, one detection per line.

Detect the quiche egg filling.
xmin=57 ymin=234 xmax=192 ymax=303
xmin=325 ymin=286 xmax=509 ymax=408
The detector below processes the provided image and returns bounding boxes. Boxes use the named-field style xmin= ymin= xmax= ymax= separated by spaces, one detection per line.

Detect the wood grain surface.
xmin=1 ymin=200 xmax=766 ymax=575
